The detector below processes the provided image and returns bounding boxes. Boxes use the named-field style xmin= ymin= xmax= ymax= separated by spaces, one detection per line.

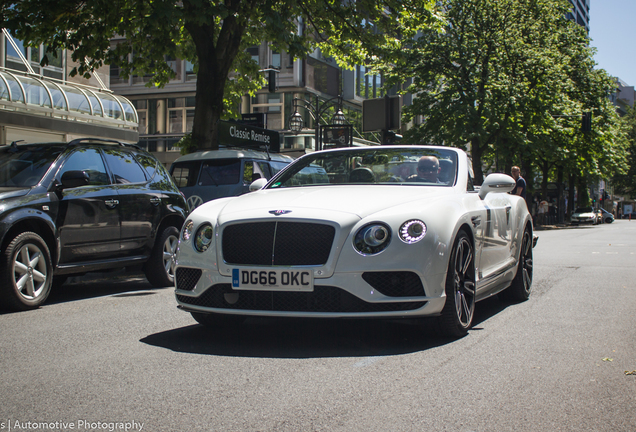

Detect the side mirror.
xmin=249 ymin=177 xmax=268 ymax=192
xmin=478 ymin=173 xmax=515 ymax=199
xmin=60 ymin=170 xmax=90 ymax=189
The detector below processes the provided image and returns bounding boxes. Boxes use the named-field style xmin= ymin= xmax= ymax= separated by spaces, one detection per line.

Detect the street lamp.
xmin=288 ymin=94 xmax=351 ymax=150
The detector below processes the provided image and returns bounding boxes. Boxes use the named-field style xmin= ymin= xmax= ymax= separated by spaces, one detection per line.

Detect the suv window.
xmin=59 ymin=148 xmax=110 ymax=186
xmin=243 ymin=161 xmax=272 ymax=184
xmin=171 ymin=162 xmax=199 ymax=188
xmin=134 ymin=153 xmax=158 ymax=180
xmin=103 ymin=150 xmax=147 ymax=184
xmin=0 ymin=145 xmax=65 ymax=187
xmin=200 ymin=159 xmax=241 ymax=186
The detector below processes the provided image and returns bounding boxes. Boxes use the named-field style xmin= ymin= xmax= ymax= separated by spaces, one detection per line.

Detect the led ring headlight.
xmin=399 ymin=220 xmax=427 ymax=244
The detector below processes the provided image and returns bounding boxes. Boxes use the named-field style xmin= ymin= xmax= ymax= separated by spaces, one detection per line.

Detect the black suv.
xmin=0 ymin=139 xmax=188 ymax=311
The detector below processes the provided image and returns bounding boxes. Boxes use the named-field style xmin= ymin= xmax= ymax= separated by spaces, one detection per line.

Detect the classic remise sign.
xmin=217 ymin=120 xmax=281 ymax=152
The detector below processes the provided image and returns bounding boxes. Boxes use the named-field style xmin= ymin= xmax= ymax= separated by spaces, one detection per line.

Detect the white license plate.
xmin=231 ymin=268 xmax=313 ymax=292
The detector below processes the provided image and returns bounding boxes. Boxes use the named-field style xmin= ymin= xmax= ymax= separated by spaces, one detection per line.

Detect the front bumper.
xmin=175 ymin=267 xmax=446 ymax=318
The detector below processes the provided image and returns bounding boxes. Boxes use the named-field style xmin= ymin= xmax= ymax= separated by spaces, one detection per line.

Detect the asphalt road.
xmin=1 ymin=221 xmax=635 ymax=432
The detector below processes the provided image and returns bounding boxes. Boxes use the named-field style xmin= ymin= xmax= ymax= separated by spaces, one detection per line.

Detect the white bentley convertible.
xmin=174 ymin=145 xmax=536 ymax=337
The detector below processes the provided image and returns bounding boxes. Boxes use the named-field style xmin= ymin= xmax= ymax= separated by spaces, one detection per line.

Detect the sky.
xmin=589 ymin=0 xmax=636 ymax=86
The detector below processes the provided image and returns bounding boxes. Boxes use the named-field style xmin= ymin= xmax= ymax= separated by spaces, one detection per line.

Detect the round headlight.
xmin=194 ymin=223 xmax=213 ymax=252
xmin=182 ymin=220 xmax=194 ymax=241
xmin=399 ymin=220 xmax=427 ymax=244
xmin=354 ymin=223 xmax=391 ymax=255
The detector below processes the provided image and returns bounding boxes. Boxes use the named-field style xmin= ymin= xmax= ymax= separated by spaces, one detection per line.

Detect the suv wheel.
xmin=144 ymin=226 xmax=179 ymax=288
xmin=0 ymin=232 xmax=53 ymax=311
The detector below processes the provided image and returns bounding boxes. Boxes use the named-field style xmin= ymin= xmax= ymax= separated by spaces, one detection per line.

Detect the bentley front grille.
xmin=222 ymin=222 xmax=335 ymax=266
xmin=177 ymin=284 xmax=426 ymax=313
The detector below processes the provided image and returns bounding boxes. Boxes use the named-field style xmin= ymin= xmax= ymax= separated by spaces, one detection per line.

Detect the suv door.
xmin=55 ymin=147 xmax=121 ymax=264
xmin=102 ymin=148 xmax=159 ymax=258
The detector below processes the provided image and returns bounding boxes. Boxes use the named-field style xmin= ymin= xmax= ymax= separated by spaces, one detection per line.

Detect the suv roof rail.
xmin=68 ymin=138 xmax=141 ymax=150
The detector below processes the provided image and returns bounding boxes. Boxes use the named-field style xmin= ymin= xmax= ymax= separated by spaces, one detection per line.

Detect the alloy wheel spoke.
xmin=14 ymin=260 xmax=28 ymax=274
xmin=32 ymin=269 xmax=47 ymax=282
xmin=26 ymin=278 xmax=36 ymax=297
xmin=463 ymin=281 xmax=476 ymax=296
xmin=29 ymin=251 xmax=41 ymax=268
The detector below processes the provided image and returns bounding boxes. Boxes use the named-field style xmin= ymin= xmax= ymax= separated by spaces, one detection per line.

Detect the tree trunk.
xmin=185 ymin=1 xmax=249 ymax=151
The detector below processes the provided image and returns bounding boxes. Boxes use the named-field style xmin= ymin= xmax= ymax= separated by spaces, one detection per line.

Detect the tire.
xmin=436 ymin=231 xmax=476 ymax=338
xmin=191 ymin=311 xmax=245 ymax=328
xmin=0 ymin=232 xmax=53 ymax=311
xmin=144 ymin=226 xmax=179 ymax=288
xmin=500 ymin=226 xmax=533 ymax=303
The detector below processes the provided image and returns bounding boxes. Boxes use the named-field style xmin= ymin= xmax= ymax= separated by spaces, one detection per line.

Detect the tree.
xmin=2 ymin=0 xmax=440 ymax=151
xmin=612 ymin=106 xmax=636 ymax=197
xmin=375 ymin=0 xmax=625 ymax=186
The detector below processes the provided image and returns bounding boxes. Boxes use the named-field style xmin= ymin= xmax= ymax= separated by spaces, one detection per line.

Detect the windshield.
xmin=269 ymin=147 xmax=458 ymax=189
xmin=0 ymin=144 xmax=65 ymax=187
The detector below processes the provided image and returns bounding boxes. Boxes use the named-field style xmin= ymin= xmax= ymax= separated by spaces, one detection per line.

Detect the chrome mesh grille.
xmin=222 ymin=222 xmax=335 ymax=266
xmin=175 ymin=268 xmax=202 ymax=291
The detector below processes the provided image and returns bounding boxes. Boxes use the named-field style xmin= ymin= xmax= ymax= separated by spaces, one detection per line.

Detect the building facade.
xmin=567 ymin=0 xmax=590 ymax=32
xmin=109 ymin=35 xmax=389 ymax=166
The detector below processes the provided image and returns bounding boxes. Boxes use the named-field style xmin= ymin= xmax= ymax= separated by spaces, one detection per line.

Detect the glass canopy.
xmin=0 ymin=69 xmax=137 ymax=127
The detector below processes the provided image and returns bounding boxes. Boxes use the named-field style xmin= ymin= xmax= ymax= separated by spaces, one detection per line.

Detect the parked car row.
xmin=2 ymin=140 xmax=539 ymax=339
xmin=0 ymin=139 xmax=299 ymax=312
xmin=570 ymin=207 xmax=616 ymax=225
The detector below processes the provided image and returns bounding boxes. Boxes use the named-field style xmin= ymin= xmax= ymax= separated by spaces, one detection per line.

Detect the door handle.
xmin=150 ymin=197 xmax=161 ymax=206
xmin=105 ymin=199 xmax=119 ymax=208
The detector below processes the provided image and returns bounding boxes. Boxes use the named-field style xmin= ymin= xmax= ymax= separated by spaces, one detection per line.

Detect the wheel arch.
xmin=1 ymin=218 xmax=57 ymax=266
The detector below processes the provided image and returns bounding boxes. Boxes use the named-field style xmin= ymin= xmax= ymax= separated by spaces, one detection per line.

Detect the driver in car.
xmin=407 ymin=156 xmax=441 ymax=183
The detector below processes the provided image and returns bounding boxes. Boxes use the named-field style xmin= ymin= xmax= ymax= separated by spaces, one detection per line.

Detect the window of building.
xmin=133 ymin=100 xmax=148 ymax=135
xmin=247 ymin=47 xmax=260 ymax=66
xmin=4 ymin=33 xmax=64 ymax=79
xmin=167 ymin=97 xmax=196 ymax=133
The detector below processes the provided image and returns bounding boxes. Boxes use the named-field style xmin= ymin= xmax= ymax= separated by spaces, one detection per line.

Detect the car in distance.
xmin=0 ymin=139 xmax=188 ymax=311
xmin=570 ymin=207 xmax=598 ymax=225
xmin=599 ymin=208 xmax=614 ymax=224
xmin=169 ymin=148 xmax=293 ymax=210
xmin=174 ymin=145 xmax=536 ymax=338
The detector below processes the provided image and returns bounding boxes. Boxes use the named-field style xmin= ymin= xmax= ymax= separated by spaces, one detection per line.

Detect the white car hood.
xmin=214 ymin=185 xmax=453 ymax=222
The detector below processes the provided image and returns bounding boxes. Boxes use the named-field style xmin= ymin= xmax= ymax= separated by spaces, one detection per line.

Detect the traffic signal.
xmin=268 ymin=69 xmax=276 ymax=93
xmin=581 ymin=112 xmax=592 ymax=132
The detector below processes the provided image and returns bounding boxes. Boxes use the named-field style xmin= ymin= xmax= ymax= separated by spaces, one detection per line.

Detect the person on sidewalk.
xmin=510 ymin=166 xmax=526 ymax=199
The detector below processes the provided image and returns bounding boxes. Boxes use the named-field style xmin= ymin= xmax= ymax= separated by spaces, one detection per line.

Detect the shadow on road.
xmin=45 ymin=270 xmax=159 ymax=305
xmin=141 ymin=295 xmax=510 ymax=359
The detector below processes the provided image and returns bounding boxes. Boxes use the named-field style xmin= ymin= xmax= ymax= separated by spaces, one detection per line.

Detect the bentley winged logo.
xmin=269 ymin=210 xmax=292 ymax=216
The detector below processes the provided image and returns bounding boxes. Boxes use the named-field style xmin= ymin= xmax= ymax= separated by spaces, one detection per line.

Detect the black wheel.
xmin=0 ymin=232 xmax=53 ymax=311
xmin=500 ymin=227 xmax=533 ymax=303
xmin=191 ymin=311 xmax=245 ymax=328
xmin=437 ymin=231 xmax=476 ymax=338
xmin=144 ymin=226 xmax=179 ymax=288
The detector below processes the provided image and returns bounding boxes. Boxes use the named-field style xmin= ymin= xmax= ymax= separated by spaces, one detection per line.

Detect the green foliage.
xmin=374 ymin=0 xmax=626 ymax=188
xmin=2 ymin=0 xmax=441 ymax=152
xmin=612 ymin=106 xmax=636 ymax=196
